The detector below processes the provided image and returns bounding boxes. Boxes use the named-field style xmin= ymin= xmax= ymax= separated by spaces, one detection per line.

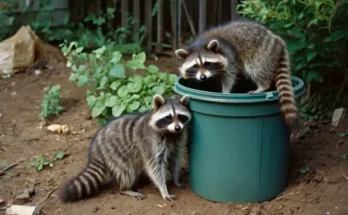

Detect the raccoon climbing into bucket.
xmin=174 ymin=20 xmax=299 ymax=127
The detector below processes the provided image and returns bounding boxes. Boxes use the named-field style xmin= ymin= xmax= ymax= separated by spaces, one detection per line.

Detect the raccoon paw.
xmin=174 ymin=183 xmax=186 ymax=189
xmin=247 ymin=90 xmax=256 ymax=94
xmin=163 ymin=194 xmax=177 ymax=201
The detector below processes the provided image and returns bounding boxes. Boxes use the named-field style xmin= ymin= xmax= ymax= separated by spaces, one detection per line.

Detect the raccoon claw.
xmin=174 ymin=183 xmax=186 ymax=189
xmin=163 ymin=194 xmax=177 ymax=201
xmin=247 ymin=90 xmax=256 ymax=94
xmin=134 ymin=193 xmax=146 ymax=200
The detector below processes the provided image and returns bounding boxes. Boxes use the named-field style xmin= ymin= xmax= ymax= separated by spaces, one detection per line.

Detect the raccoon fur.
xmin=175 ymin=19 xmax=298 ymax=127
xmin=59 ymin=94 xmax=191 ymax=202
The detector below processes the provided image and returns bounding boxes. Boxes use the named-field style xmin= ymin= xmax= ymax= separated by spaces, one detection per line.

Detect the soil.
xmin=1 ymin=53 xmax=348 ymax=215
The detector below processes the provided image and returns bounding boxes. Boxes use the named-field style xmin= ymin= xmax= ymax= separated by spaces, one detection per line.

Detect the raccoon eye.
xmin=193 ymin=64 xmax=199 ymax=69
xmin=204 ymin=62 xmax=212 ymax=68
xmin=165 ymin=115 xmax=173 ymax=120
xmin=178 ymin=114 xmax=189 ymax=123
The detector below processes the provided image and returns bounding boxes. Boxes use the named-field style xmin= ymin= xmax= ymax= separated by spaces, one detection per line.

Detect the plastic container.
xmin=174 ymin=76 xmax=306 ymax=203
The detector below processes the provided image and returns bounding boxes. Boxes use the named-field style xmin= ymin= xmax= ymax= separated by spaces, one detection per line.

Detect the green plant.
xmin=39 ymin=84 xmax=64 ymax=119
xmin=27 ymin=151 xmax=65 ymax=171
xmin=61 ymin=41 xmax=178 ymax=125
xmin=237 ymin=0 xmax=348 ymax=120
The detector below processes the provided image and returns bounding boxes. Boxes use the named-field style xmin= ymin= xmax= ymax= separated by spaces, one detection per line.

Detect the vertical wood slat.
xmin=155 ymin=0 xmax=163 ymax=53
xmin=121 ymin=0 xmax=128 ymax=27
xmin=231 ymin=0 xmax=239 ymax=21
xmin=177 ymin=0 xmax=182 ymax=47
xmin=170 ymin=0 xmax=178 ymax=51
xmin=198 ymin=0 xmax=206 ymax=35
xmin=132 ymin=0 xmax=140 ymax=42
xmin=217 ymin=0 xmax=223 ymax=25
xmin=145 ymin=0 xmax=153 ymax=53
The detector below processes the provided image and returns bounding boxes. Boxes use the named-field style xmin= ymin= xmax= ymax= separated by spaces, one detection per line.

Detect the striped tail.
xmin=275 ymin=50 xmax=299 ymax=128
xmin=59 ymin=161 xmax=107 ymax=202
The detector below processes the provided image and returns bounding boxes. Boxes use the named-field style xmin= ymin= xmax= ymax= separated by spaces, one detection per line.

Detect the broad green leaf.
xmin=128 ymin=101 xmax=140 ymax=111
xmin=127 ymin=82 xmax=142 ymax=93
xmin=92 ymin=100 xmax=106 ymax=118
xmin=77 ymin=75 xmax=89 ymax=87
xmin=133 ymin=75 xmax=143 ymax=84
xmin=54 ymin=151 xmax=65 ymax=160
xmin=100 ymin=77 xmax=108 ymax=87
xmin=306 ymin=71 xmax=323 ymax=83
xmin=38 ymin=163 xmax=43 ymax=171
xmin=110 ymin=80 xmax=122 ymax=90
xmin=112 ymin=104 xmax=126 ymax=117
xmin=87 ymin=95 xmax=97 ymax=108
xmin=323 ymin=30 xmax=348 ymax=42
xmin=69 ymin=73 xmax=79 ymax=82
xmin=147 ymin=65 xmax=159 ymax=73
xmin=169 ymin=74 xmax=177 ymax=84
xmin=117 ymin=86 xmax=129 ymax=98
xmin=152 ymin=85 xmax=165 ymax=94
xmin=111 ymin=51 xmax=123 ymax=63
xmin=109 ymin=64 xmax=126 ymax=78
xmin=106 ymin=95 xmax=118 ymax=107
xmin=133 ymin=52 xmax=146 ymax=64
xmin=307 ymin=18 xmax=317 ymax=27
xmin=306 ymin=51 xmax=317 ymax=62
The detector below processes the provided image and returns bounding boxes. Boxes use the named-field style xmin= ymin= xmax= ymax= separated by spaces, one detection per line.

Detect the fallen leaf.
xmin=156 ymin=204 xmax=164 ymax=208
xmin=47 ymin=124 xmax=69 ymax=134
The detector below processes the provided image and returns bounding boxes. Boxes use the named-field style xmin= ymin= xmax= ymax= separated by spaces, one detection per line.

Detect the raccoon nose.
xmin=174 ymin=125 xmax=181 ymax=132
xmin=200 ymin=74 xmax=207 ymax=81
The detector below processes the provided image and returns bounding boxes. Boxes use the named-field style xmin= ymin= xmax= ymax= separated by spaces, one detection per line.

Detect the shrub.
xmin=237 ymin=0 xmax=348 ymax=119
xmin=61 ymin=42 xmax=178 ymax=125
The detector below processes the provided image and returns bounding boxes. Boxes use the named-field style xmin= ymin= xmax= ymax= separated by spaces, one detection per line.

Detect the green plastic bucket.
xmin=174 ymin=76 xmax=306 ymax=203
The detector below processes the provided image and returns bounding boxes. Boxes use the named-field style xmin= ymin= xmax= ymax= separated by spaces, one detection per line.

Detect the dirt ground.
xmin=1 ymin=54 xmax=348 ymax=215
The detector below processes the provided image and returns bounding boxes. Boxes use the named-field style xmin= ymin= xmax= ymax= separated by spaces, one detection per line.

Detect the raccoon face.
xmin=149 ymin=94 xmax=191 ymax=133
xmin=175 ymin=39 xmax=228 ymax=81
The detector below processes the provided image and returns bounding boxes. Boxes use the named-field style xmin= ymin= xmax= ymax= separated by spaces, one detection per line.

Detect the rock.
xmin=15 ymin=190 xmax=31 ymax=201
xmin=332 ymin=108 xmax=346 ymax=126
xmin=6 ymin=205 xmax=37 ymax=215
xmin=34 ymin=70 xmax=41 ymax=75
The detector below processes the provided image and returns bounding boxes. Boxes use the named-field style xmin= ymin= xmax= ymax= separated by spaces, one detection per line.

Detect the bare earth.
xmin=0 ymin=56 xmax=348 ymax=215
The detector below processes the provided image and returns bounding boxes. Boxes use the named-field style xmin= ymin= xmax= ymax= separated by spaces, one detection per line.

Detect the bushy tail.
xmin=60 ymin=161 xmax=107 ymax=202
xmin=275 ymin=50 xmax=299 ymax=128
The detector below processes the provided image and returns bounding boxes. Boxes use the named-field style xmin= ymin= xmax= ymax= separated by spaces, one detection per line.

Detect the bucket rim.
xmin=174 ymin=76 xmax=306 ymax=103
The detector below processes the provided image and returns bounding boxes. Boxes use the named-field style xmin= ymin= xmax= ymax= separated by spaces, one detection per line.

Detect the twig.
xmin=342 ymin=173 xmax=348 ymax=181
xmin=181 ymin=0 xmax=196 ymax=37
xmin=37 ymin=187 xmax=58 ymax=206
xmin=0 ymin=162 xmax=18 ymax=176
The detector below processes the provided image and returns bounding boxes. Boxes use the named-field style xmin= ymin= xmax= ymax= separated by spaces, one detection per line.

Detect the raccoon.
xmin=59 ymin=94 xmax=191 ymax=202
xmin=175 ymin=20 xmax=298 ymax=126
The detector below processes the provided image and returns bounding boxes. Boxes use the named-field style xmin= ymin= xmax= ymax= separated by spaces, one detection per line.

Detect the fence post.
xmin=133 ymin=0 xmax=140 ymax=42
xmin=231 ymin=0 xmax=239 ymax=21
xmin=121 ymin=0 xmax=128 ymax=27
xmin=198 ymin=0 xmax=206 ymax=35
xmin=155 ymin=0 xmax=163 ymax=53
xmin=177 ymin=0 xmax=182 ymax=47
xmin=171 ymin=0 xmax=178 ymax=51
xmin=145 ymin=0 xmax=153 ymax=53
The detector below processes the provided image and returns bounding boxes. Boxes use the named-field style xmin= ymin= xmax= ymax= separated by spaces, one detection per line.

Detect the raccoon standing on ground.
xmin=175 ymin=20 xmax=298 ymax=126
xmin=59 ymin=94 xmax=191 ymax=202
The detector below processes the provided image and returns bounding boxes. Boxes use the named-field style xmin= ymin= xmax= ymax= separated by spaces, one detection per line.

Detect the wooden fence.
xmin=69 ymin=0 xmax=241 ymax=53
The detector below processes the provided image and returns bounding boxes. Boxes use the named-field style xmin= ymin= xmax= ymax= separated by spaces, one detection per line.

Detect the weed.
xmin=39 ymin=84 xmax=63 ymax=119
xmin=27 ymin=151 xmax=65 ymax=171
xmin=61 ymin=42 xmax=177 ymax=125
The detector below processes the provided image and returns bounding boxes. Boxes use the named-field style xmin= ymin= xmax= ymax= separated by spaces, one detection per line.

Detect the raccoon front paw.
xmin=247 ymin=90 xmax=256 ymax=94
xmin=174 ymin=183 xmax=186 ymax=189
xmin=163 ymin=194 xmax=177 ymax=201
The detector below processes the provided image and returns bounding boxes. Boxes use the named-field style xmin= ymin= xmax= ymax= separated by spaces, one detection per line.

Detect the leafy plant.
xmin=340 ymin=131 xmax=348 ymax=137
xmin=39 ymin=84 xmax=64 ymax=119
xmin=237 ymin=0 xmax=348 ymax=120
xmin=61 ymin=41 xmax=177 ymax=125
xmin=27 ymin=151 xmax=65 ymax=171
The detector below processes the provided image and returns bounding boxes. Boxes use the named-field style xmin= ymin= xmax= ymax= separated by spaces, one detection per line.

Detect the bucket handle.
xmin=265 ymin=92 xmax=274 ymax=100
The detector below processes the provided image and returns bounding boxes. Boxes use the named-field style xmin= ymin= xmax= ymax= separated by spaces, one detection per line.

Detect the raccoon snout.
xmin=174 ymin=125 xmax=182 ymax=132
xmin=200 ymin=74 xmax=207 ymax=81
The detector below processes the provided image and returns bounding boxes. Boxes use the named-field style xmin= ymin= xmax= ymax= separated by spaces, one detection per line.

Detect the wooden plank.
xmin=171 ymin=0 xmax=178 ymax=51
xmin=133 ymin=0 xmax=140 ymax=42
xmin=145 ymin=0 xmax=153 ymax=53
xmin=217 ymin=0 xmax=223 ymax=25
xmin=155 ymin=0 xmax=163 ymax=53
xmin=231 ymin=0 xmax=239 ymax=21
xmin=177 ymin=0 xmax=182 ymax=47
xmin=198 ymin=0 xmax=206 ymax=35
xmin=121 ymin=0 xmax=128 ymax=27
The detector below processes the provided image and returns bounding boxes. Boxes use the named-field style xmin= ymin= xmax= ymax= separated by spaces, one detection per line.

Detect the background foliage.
xmin=238 ymin=0 xmax=348 ymax=120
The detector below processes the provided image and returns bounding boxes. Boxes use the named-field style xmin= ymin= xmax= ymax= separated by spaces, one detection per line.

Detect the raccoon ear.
xmin=207 ymin=39 xmax=220 ymax=53
xmin=153 ymin=94 xmax=165 ymax=111
xmin=179 ymin=95 xmax=190 ymax=107
xmin=175 ymin=49 xmax=190 ymax=59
